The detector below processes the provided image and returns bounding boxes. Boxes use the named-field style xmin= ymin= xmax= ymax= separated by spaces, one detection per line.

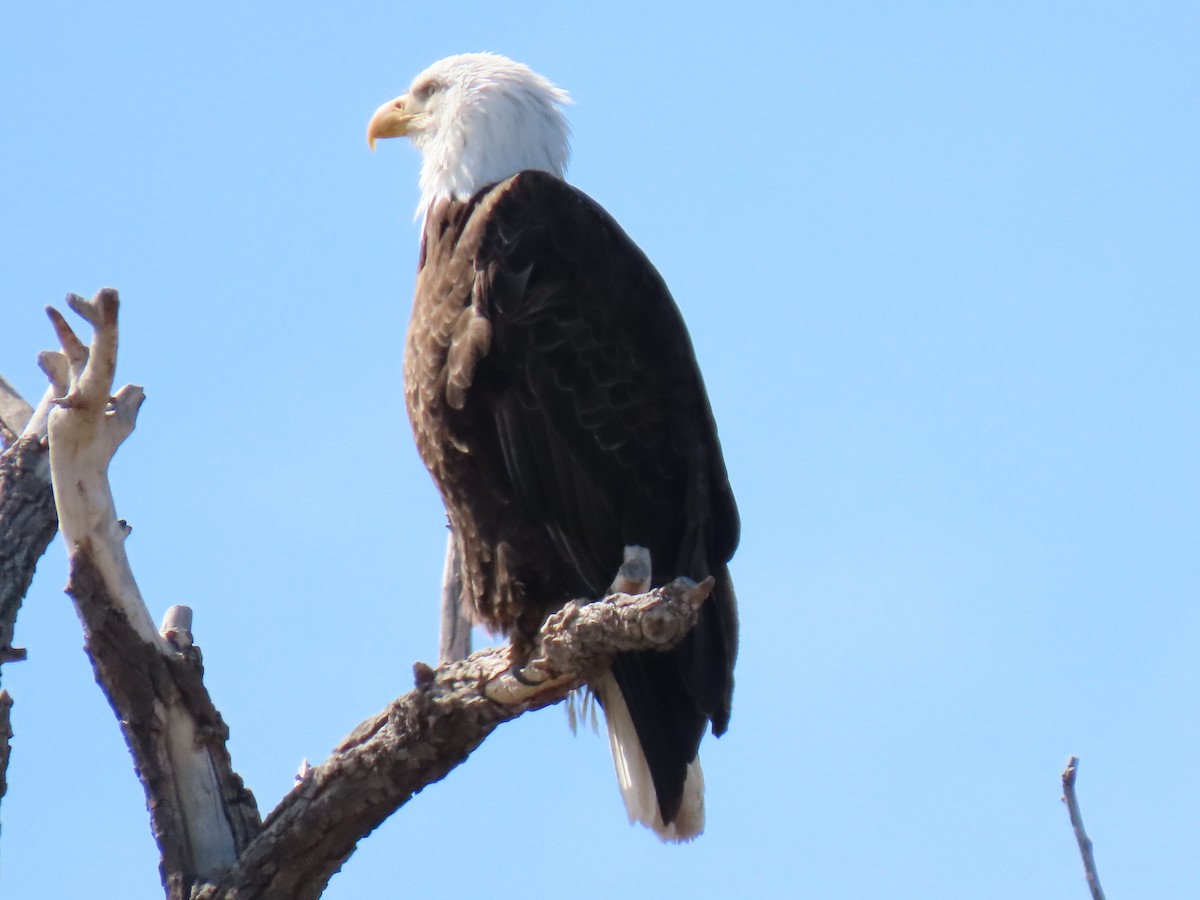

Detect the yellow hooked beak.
xmin=367 ymin=95 xmax=416 ymax=150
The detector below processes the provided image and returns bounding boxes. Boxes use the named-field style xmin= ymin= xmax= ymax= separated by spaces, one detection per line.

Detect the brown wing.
xmin=469 ymin=171 xmax=739 ymax=821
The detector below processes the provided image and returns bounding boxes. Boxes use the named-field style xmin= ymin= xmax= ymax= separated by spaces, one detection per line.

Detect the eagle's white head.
xmin=368 ymin=53 xmax=572 ymax=216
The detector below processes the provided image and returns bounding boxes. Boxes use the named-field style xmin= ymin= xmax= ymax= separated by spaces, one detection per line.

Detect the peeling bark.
xmin=0 ymin=434 xmax=55 ymax=668
xmin=42 ymin=291 xmax=260 ymax=895
xmin=67 ymin=551 xmax=261 ymax=895
xmin=0 ymin=388 xmax=60 ymax=811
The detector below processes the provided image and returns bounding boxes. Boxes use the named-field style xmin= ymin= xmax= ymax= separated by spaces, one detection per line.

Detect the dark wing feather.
xmin=472 ymin=171 xmax=739 ymax=819
xmin=476 ymin=173 xmax=737 ymax=575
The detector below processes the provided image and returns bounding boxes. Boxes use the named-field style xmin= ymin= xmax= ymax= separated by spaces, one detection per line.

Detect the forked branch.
xmin=24 ymin=290 xmax=710 ymax=900
xmin=41 ymin=291 xmax=259 ymax=897
xmin=198 ymin=578 xmax=708 ymax=900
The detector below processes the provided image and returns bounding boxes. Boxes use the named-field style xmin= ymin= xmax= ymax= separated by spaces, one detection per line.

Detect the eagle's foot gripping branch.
xmin=483 ymin=545 xmax=656 ymax=706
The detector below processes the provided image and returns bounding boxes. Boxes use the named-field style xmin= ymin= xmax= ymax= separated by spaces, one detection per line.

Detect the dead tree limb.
xmin=0 ymin=384 xmax=58 ymax=665
xmin=1061 ymin=756 xmax=1107 ymax=900
xmin=0 ymin=435 xmax=55 ymax=667
xmin=0 ymin=384 xmax=60 ymax=809
xmin=16 ymin=289 xmax=710 ymax=899
xmin=41 ymin=290 xmax=260 ymax=896
xmin=196 ymin=578 xmax=709 ymax=900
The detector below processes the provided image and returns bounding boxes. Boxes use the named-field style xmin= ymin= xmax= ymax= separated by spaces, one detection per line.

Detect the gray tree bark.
xmin=0 ymin=387 xmax=58 ymax=810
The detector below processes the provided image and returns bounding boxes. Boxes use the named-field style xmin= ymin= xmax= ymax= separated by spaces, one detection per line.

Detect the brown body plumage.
xmin=404 ymin=169 xmax=739 ymax=829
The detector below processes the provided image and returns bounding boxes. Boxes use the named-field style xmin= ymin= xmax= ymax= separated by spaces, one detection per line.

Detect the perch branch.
xmin=1061 ymin=756 xmax=1107 ymax=900
xmin=43 ymin=291 xmax=260 ymax=897
xmin=195 ymin=576 xmax=711 ymax=900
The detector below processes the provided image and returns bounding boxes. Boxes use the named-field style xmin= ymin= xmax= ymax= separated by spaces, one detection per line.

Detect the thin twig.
xmin=1061 ymin=756 xmax=1107 ymax=900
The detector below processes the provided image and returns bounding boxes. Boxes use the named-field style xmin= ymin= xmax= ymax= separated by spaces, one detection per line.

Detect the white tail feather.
xmin=591 ymin=670 xmax=705 ymax=842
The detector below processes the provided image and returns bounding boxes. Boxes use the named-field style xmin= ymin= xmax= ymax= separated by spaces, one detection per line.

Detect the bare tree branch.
xmin=16 ymin=289 xmax=712 ymax=899
xmin=196 ymin=578 xmax=710 ymax=900
xmin=41 ymin=290 xmax=260 ymax=896
xmin=1061 ymin=756 xmax=1107 ymax=900
xmin=0 ymin=434 xmax=54 ymax=666
xmin=0 ymin=384 xmax=60 ymax=812
xmin=67 ymin=552 xmax=262 ymax=893
xmin=0 ymin=384 xmax=59 ymax=660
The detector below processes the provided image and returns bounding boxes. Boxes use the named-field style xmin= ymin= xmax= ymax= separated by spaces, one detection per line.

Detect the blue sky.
xmin=2 ymin=1 xmax=1198 ymax=897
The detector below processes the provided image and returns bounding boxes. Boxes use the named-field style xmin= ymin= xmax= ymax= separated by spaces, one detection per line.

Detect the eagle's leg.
xmin=438 ymin=533 xmax=472 ymax=664
xmin=606 ymin=545 xmax=652 ymax=596
xmin=483 ymin=546 xmax=652 ymax=705
xmin=563 ymin=545 xmax=652 ymax=729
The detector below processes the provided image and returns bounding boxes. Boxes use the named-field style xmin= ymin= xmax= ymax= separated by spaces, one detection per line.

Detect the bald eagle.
xmin=368 ymin=53 xmax=738 ymax=841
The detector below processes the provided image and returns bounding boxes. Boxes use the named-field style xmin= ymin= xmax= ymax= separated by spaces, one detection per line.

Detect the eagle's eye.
xmin=415 ymin=80 xmax=439 ymax=102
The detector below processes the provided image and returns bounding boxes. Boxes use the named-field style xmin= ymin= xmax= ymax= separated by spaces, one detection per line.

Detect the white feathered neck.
xmin=409 ymin=53 xmax=572 ymax=216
